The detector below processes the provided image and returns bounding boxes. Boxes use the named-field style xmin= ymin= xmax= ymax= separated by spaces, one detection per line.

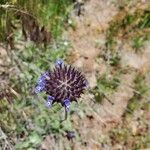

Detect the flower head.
xmin=35 ymin=60 xmax=88 ymax=111
xmin=35 ymin=72 xmax=49 ymax=94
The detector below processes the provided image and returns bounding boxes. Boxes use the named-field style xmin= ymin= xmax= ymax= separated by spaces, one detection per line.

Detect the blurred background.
xmin=0 ymin=0 xmax=150 ymax=149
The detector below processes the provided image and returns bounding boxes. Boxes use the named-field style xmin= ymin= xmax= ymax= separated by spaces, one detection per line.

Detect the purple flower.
xmin=35 ymin=85 xmax=45 ymax=94
xmin=35 ymin=60 xmax=88 ymax=113
xmin=38 ymin=72 xmax=49 ymax=85
xmin=63 ymin=99 xmax=71 ymax=112
xmin=55 ymin=59 xmax=64 ymax=66
xmin=35 ymin=72 xmax=49 ymax=94
xmin=46 ymin=95 xmax=55 ymax=108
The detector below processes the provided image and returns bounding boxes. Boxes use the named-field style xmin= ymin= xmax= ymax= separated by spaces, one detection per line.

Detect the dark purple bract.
xmin=35 ymin=60 xmax=88 ymax=111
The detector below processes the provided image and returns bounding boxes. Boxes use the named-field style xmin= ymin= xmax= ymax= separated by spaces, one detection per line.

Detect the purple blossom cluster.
xmin=35 ymin=60 xmax=88 ymax=112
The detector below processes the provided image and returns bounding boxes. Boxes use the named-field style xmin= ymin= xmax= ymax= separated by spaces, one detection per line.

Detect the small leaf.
xmin=29 ymin=132 xmax=42 ymax=145
xmin=15 ymin=141 xmax=30 ymax=149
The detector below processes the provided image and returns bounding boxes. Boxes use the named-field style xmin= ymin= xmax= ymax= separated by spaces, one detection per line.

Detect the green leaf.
xmin=29 ymin=132 xmax=42 ymax=145
xmin=15 ymin=141 xmax=30 ymax=149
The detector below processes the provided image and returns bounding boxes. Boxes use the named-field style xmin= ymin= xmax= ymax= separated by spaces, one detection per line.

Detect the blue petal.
xmin=38 ymin=72 xmax=49 ymax=84
xmin=48 ymin=95 xmax=55 ymax=100
xmin=38 ymin=78 xmax=45 ymax=85
xmin=35 ymin=72 xmax=49 ymax=94
xmin=55 ymin=59 xmax=64 ymax=66
xmin=63 ymin=99 xmax=71 ymax=112
xmin=42 ymin=72 xmax=49 ymax=78
xmin=35 ymin=85 xmax=45 ymax=94
xmin=46 ymin=95 xmax=54 ymax=108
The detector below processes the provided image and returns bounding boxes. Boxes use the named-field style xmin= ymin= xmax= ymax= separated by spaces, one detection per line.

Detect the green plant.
xmin=132 ymin=35 xmax=148 ymax=52
xmin=0 ymin=36 xmax=72 ymax=148
xmin=125 ymin=73 xmax=149 ymax=115
xmin=92 ymin=74 xmax=120 ymax=103
xmin=109 ymin=52 xmax=121 ymax=66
